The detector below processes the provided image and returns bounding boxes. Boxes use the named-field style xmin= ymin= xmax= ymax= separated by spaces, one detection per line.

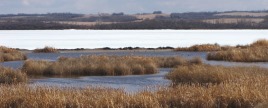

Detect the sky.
xmin=1 ymin=0 xmax=268 ymax=14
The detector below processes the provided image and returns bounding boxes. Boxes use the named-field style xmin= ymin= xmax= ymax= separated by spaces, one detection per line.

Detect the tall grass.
xmin=164 ymin=64 xmax=268 ymax=107
xmin=33 ymin=46 xmax=58 ymax=53
xmin=175 ymin=44 xmax=222 ymax=51
xmin=250 ymin=39 xmax=268 ymax=47
xmin=0 ymin=66 xmax=27 ymax=84
xmin=0 ymin=46 xmax=27 ymax=62
xmin=151 ymin=56 xmax=202 ymax=68
xmin=207 ymin=39 xmax=268 ymax=62
xmin=22 ymin=56 xmax=159 ymax=76
xmin=207 ymin=46 xmax=268 ymax=62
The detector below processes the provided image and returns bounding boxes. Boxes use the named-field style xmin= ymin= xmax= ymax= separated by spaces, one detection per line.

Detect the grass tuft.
xmin=33 ymin=46 xmax=58 ymax=53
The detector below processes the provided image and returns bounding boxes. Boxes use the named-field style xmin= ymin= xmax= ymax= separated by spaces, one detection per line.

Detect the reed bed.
xmin=33 ymin=46 xmax=58 ymax=53
xmin=151 ymin=56 xmax=202 ymax=68
xmin=0 ymin=46 xmax=27 ymax=62
xmin=207 ymin=39 xmax=268 ymax=62
xmin=207 ymin=47 xmax=268 ymax=62
xmin=0 ymin=66 xmax=27 ymax=84
xmin=250 ymin=39 xmax=268 ymax=47
xmin=164 ymin=64 xmax=268 ymax=107
xmin=22 ymin=55 xmax=159 ymax=76
xmin=175 ymin=44 xmax=222 ymax=52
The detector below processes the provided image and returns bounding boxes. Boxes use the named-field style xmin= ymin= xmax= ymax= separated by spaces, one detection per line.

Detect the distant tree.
xmin=153 ymin=11 xmax=162 ymax=14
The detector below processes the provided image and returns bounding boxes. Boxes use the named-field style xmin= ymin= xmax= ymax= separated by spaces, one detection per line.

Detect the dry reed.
xmin=0 ymin=66 xmax=27 ymax=84
xmin=207 ymin=47 xmax=268 ymax=62
xmin=175 ymin=44 xmax=222 ymax=52
xmin=0 ymin=46 xmax=27 ymax=62
xmin=33 ymin=46 xmax=58 ymax=53
xmin=22 ymin=55 xmax=159 ymax=76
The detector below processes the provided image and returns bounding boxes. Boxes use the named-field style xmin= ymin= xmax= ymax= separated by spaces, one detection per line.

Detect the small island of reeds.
xmin=22 ymin=55 xmax=202 ymax=76
xmin=33 ymin=46 xmax=59 ymax=53
xmin=0 ymin=46 xmax=27 ymax=62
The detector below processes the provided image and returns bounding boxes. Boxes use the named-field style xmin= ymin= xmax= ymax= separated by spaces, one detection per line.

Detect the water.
xmin=1 ymin=30 xmax=268 ymax=50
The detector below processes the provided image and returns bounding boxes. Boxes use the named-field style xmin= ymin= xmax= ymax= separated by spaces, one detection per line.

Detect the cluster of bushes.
xmin=0 ymin=46 xmax=27 ymax=62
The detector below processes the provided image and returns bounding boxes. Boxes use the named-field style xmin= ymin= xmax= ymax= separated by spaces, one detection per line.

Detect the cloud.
xmin=22 ymin=0 xmax=30 ymax=5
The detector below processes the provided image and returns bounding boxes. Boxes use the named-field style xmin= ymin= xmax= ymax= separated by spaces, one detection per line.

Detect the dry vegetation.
xmin=22 ymin=55 xmax=202 ymax=76
xmin=175 ymin=44 xmax=222 ymax=52
xmin=0 ymin=46 xmax=27 ymax=62
xmin=165 ymin=64 xmax=268 ymax=107
xmin=207 ymin=39 xmax=268 ymax=62
xmin=22 ymin=56 xmax=158 ymax=76
xmin=2 ymin=64 xmax=268 ymax=107
xmin=33 ymin=46 xmax=58 ymax=53
xmin=0 ymin=66 xmax=27 ymax=84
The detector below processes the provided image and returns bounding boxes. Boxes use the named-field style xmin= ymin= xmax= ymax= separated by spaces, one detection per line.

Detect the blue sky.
xmin=1 ymin=0 xmax=268 ymax=14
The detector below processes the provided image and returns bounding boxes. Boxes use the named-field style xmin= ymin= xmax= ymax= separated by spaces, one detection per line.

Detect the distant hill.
xmin=1 ymin=11 xmax=268 ymax=29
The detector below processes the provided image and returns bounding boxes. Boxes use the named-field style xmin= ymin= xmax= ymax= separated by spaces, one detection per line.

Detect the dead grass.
xmin=152 ymin=56 xmax=202 ymax=68
xmin=175 ymin=44 xmax=222 ymax=52
xmin=33 ymin=46 xmax=58 ymax=53
xmin=207 ymin=39 xmax=268 ymax=62
xmin=22 ymin=56 xmax=159 ymax=76
xmin=164 ymin=64 xmax=268 ymax=107
xmin=0 ymin=46 xmax=27 ymax=62
xmin=250 ymin=39 xmax=268 ymax=47
xmin=0 ymin=66 xmax=27 ymax=84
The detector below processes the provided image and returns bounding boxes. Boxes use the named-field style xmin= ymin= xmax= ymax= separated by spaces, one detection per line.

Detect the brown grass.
xmin=207 ymin=39 xmax=268 ymax=62
xmin=22 ymin=56 xmax=159 ymax=76
xmin=152 ymin=56 xmax=202 ymax=68
xmin=0 ymin=66 xmax=27 ymax=84
xmin=164 ymin=64 xmax=268 ymax=107
xmin=33 ymin=46 xmax=58 ymax=53
xmin=207 ymin=46 xmax=268 ymax=62
xmin=0 ymin=46 xmax=27 ymax=62
xmin=250 ymin=39 xmax=268 ymax=47
xmin=175 ymin=44 xmax=222 ymax=52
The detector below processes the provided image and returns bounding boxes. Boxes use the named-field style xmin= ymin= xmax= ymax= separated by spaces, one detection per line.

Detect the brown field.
xmin=132 ymin=14 xmax=170 ymax=20
xmin=203 ymin=18 xmax=264 ymax=24
xmin=57 ymin=21 xmax=115 ymax=26
xmin=215 ymin=12 xmax=268 ymax=17
xmin=0 ymin=46 xmax=27 ymax=62
xmin=33 ymin=46 xmax=58 ymax=53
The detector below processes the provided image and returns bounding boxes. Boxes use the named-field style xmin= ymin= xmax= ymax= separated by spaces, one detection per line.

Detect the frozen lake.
xmin=0 ymin=30 xmax=268 ymax=49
